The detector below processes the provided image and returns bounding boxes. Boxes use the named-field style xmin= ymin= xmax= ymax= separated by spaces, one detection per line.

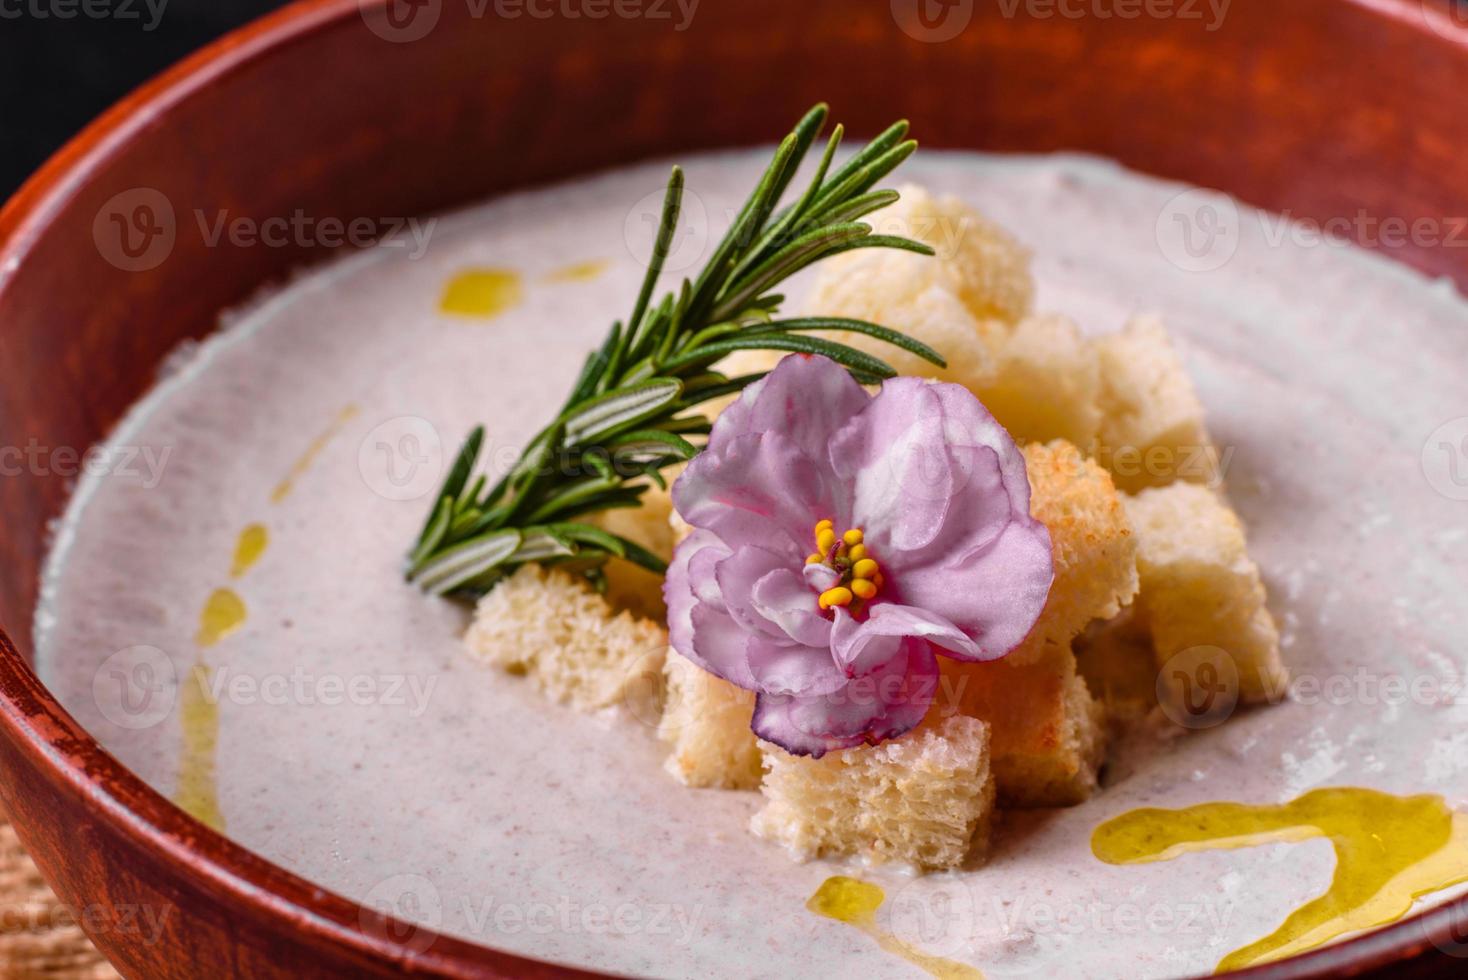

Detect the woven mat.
xmin=0 ymin=813 xmax=118 ymax=979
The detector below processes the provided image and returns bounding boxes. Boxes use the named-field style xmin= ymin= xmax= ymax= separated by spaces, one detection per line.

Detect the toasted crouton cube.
xmin=799 ymin=184 xmax=1034 ymax=389
xmin=1075 ymin=608 xmax=1159 ymax=728
xmin=939 ymin=639 xmax=1106 ymax=808
xmin=751 ymin=714 xmax=995 ymax=870
xmin=934 ymin=440 xmax=1126 ymax=806
xmin=974 ymin=315 xmax=1104 ymax=448
xmin=593 ymin=481 xmax=676 ymax=620
xmin=1015 ymin=440 xmax=1139 ymax=658
xmin=658 ymin=649 xmax=762 ymax=789
xmin=868 ymin=184 xmax=1036 ymax=325
xmin=1124 ymin=484 xmax=1288 ymax=706
xmin=1095 ymin=316 xmax=1219 ymax=492
xmin=464 ymin=564 xmax=667 ymax=711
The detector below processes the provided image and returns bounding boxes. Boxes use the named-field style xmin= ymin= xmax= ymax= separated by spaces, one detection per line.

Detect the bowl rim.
xmin=2 ymin=0 xmax=1466 ymax=976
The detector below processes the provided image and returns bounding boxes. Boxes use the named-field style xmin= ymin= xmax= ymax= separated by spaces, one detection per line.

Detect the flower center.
xmin=805 ymin=519 xmax=884 ymax=611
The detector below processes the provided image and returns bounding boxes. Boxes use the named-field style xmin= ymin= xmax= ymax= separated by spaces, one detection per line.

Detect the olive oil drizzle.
xmin=176 ymin=407 xmax=356 ymax=830
xmin=1092 ymin=787 xmax=1468 ymax=972
xmin=807 ymin=876 xmax=984 ymax=980
xmin=439 ymin=268 xmax=524 ymax=318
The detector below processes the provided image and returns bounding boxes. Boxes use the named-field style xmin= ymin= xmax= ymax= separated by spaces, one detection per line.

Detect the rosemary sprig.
xmin=406 ymin=104 xmax=945 ymax=597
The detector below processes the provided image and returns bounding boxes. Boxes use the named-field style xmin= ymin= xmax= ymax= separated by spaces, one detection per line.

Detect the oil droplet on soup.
xmin=807 ymin=877 xmax=984 ymax=980
xmin=439 ymin=268 xmax=524 ymax=318
xmin=270 ymin=404 xmax=360 ymax=503
xmin=175 ymin=663 xmax=225 ymax=831
xmin=1092 ymin=787 xmax=1468 ymax=972
xmin=543 ymin=259 xmax=608 ymax=283
xmin=230 ymin=523 xmax=269 ymax=578
xmin=195 ymin=588 xmax=246 ymax=648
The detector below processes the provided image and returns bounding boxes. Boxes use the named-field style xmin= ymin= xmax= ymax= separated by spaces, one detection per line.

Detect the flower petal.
xmin=715 ymin=546 xmax=795 ymax=642
xmin=750 ymin=638 xmax=938 ymax=757
xmin=830 ymin=376 xmax=1053 ymax=661
xmin=747 ymin=642 xmax=848 ymax=698
xmin=664 ymin=528 xmax=730 ymax=652
xmin=673 ymin=430 xmax=832 ymax=557
xmin=751 ymin=568 xmax=832 ymax=649
xmin=709 ymin=354 xmax=870 ymax=462
xmin=893 ymin=519 xmax=1054 ymax=660
xmin=686 ymin=604 xmax=759 ymax=690
xmin=831 ymin=603 xmax=982 ymax=676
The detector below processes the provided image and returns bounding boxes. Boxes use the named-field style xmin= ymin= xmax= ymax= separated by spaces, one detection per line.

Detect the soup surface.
xmin=35 ymin=150 xmax=1468 ymax=978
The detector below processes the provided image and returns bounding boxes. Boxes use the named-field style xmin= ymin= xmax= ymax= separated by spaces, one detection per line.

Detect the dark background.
xmin=1 ymin=0 xmax=290 ymax=197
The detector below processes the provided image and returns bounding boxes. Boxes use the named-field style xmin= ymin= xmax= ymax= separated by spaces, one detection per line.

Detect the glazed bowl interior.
xmin=3 ymin=0 xmax=1468 ymax=976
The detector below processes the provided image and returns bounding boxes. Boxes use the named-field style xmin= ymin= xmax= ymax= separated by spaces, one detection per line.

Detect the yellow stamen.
xmin=816 ymin=528 xmax=837 ymax=553
xmin=815 ymin=519 xmax=834 ymax=533
xmin=806 ymin=553 xmax=823 ymax=565
xmin=819 ymin=586 xmax=854 ymax=609
xmin=851 ymin=579 xmax=878 ymax=600
xmin=842 ymin=528 xmax=864 ymax=547
xmin=873 ymin=572 xmax=885 ymax=590
xmin=853 ymin=558 xmax=879 ymax=580
xmin=848 ymin=543 xmax=866 ymax=561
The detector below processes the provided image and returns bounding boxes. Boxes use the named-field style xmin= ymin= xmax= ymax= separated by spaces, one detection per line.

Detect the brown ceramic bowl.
xmin=3 ymin=0 xmax=1468 ymax=975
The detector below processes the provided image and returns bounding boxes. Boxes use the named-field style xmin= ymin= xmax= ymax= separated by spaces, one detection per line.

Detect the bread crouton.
xmin=750 ymin=714 xmax=995 ymax=870
xmin=935 ymin=440 xmax=1127 ymax=806
xmin=973 ymin=315 xmax=1103 ymax=448
xmin=939 ymin=639 xmax=1106 ymax=808
xmin=464 ymin=564 xmax=667 ymax=711
xmin=658 ymin=649 xmax=762 ymax=789
xmin=1095 ymin=316 xmax=1220 ymax=492
xmin=1015 ymin=440 xmax=1140 ymax=659
xmin=1074 ymin=608 xmax=1158 ymax=729
xmin=593 ymin=480 xmax=676 ymax=620
xmin=799 ymin=184 xmax=1034 ymax=389
xmin=1124 ymin=483 xmax=1288 ymax=707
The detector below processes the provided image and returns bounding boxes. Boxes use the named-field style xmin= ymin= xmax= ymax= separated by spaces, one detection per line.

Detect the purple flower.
xmin=665 ymin=355 xmax=1054 ymax=757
